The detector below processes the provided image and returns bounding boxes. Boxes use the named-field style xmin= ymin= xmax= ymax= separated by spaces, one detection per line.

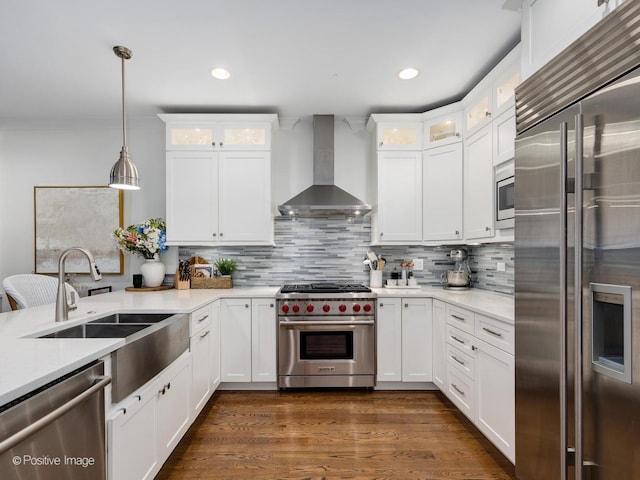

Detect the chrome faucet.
xmin=55 ymin=247 xmax=102 ymax=322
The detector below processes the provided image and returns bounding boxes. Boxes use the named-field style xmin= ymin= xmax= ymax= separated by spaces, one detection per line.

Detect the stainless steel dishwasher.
xmin=0 ymin=361 xmax=110 ymax=479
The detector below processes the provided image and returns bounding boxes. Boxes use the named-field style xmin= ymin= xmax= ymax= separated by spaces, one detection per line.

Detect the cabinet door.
xmin=166 ymin=151 xmax=218 ymax=243
xmin=376 ymin=298 xmax=402 ymax=382
xmin=251 ymin=299 xmax=277 ymax=382
xmin=210 ymin=300 xmax=221 ymax=390
xmin=107 ymin=384 xmax=157 ymax=480
xmin=432 ymin=300 xmax=446 ymax=391
xmin=376 ymin=122 xmax=422 ymax=150
xmin=219 ymin=122 xmax=271 ymax=150
xmin=376 ymin=151 xmax=423 ymax=243
xmin=218 ymin=152 xmax=273 ymax=243
xmin=401 ymin=298 xmax=433 ymax=382
xmin=423 ymin=143 xmax=463 ymax=242
xmin=492 ymin=68 xmax=520 ymax=119
xmin=221 ymin=299 xmax=252 ymax=382
xmin=492 ymin=110 xmax=516 ymax=166
xmin=165 ymin=124 xmax=216 ymax=150
xmin=464 ymin=125 xmax=494 ymax=240
xmin=474 ymin=337 xmax=515 ymax=462
xmin=464 ymin=90 xmax=492 ymax=136
xmin=190 ymin=313 xmax=212 ymax=416
xmin=156 ymin=353 xmax=192 ymax=463
xmin=423 ymin=111 xmax=462 ymax=149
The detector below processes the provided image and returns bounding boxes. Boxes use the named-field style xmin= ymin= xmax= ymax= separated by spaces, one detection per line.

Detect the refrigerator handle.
xmin=574 ymin=113 xmax=584 ymax=480
xmin=560 ymin=121 xmax=569 ymax=480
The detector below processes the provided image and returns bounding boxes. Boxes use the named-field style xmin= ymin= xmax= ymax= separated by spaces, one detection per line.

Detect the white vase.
xmin=140 ymin=257 xmax=165 ymax=288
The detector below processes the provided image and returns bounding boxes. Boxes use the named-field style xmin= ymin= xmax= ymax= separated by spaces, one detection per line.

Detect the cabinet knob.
xmin=220 ymin=141 xmax=224 ymax=147
xmin=455 ymin=132 xmax=461 ymax=138
xmin=220 ymin=232 xmax=224 ymax=237
xmin=380 ymin=232 xmax=384 ymax=237
xmin=472 ymin=345 xmax=477 ymax=351
xmin=379 ymin=303 xmax=384 ymax=307
xmin=379 ymin=141 xmax=384 ymax=147
xmin=485 ymin=111 xmax=492 ymax=118
xmin=485 ymin=226 xmax=491 ymax=231
xmin=455 ymin=230 xmax=460 ymax=235
xmin=212 ymin=233 xmax=217 ymax=237
xmin=245 ymin=304 xmax=250 ymax=308
xmin=212 ymin=141 xmax=217 ymax=147
xmin=404 ymin=303 xmax=409 ymax=308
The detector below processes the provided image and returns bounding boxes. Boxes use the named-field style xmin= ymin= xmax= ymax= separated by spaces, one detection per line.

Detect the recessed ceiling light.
xmin=211 ymin=67 xmax=231 ymax=80
xmin=398 ymin=67 xmax=419 ymax=80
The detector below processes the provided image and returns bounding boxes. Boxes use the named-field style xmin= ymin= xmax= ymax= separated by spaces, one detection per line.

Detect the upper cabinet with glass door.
xmin=160 ymin=114 xmax=278 ymax=151
xmin=423 ymin=103 xmax=463 ymax=149
xmin=369 ymin=114 xmax=423 ymax=151
xmin=463 ymin=45 xmax=521 ymax=138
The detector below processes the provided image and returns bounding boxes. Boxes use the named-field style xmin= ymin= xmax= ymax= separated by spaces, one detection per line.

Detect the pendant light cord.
xmin=121 ymin=54 xmax=127 ymax=148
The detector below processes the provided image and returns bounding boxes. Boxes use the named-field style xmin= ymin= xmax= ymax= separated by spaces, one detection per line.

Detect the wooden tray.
xmin=125 ymin=285 xmax=174 ymax=292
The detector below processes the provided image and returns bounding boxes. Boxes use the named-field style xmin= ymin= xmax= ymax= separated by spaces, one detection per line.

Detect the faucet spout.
xmin=55 ymin=247 xmax=102 ymax=322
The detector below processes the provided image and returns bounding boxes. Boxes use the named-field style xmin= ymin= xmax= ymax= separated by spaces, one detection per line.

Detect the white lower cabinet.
xmin=190 ymin=304 xmax=214 ymax=416
xmin=431 ymin=300 xmax=446 ymax=390
xmin=107 ymin=351 xmax=191 ymax=480
xmin=221 ymin=298 xmax=276 ymax=383
xmin=376 ymin=297 xmax=432 ymax=384
xmin=441 ymin=302 xmax=515 ymax=463
xmin=210 ymin=300 xmax=221 ymax=390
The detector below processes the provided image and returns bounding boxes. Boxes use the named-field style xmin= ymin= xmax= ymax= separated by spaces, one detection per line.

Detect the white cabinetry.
xmin=521 ymin=0 xmax=625 ymax=80
xmin=441 ymin=303 xmax=515 ymax=462
xmin=431 ymin=300 xmax=446 ymax=391
xmin=423 ymin=110 xmax=462 ymax=149
xmin=423 ymin=142 xmax=463 ymax=242
xmin=373 ymin=120 xmax=422 ymax=150
xmin=107 ymin=351 xmax=192 ymax=480
xmin=210 ymin=300 xmax=221 ymax=390
xmin=160 ymin=114 xmax=277 ymax=246
xmin=220 ymin=298 xmax=276 ymax=384
xmin=190 ymin=304 xmax=214 ymax=417
xmin=376 ymin=297 xmax=432 ymax=384
xmin=463 ymin=125 xmax=494 ymax=240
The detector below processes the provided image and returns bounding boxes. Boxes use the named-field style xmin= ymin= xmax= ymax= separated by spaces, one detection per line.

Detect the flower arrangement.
xmin=113 ymin=218 xmax=168 ymax=260
xmin=214 ymin=257 xmax=237 ymax=276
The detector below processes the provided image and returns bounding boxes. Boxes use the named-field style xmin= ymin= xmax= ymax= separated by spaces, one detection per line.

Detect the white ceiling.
xmin=0 ymin=1 xmax=520 ymax=124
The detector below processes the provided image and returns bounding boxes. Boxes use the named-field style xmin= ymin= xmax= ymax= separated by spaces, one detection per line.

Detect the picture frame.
xmin=192 ymin=264 xmax=213 ymax=278
xmin=34 ymin=186 xmax=124 ymax=274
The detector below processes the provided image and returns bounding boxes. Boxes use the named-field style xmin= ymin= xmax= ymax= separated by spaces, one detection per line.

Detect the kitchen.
xmin=0 ymin=1 xmax=635 ymax=479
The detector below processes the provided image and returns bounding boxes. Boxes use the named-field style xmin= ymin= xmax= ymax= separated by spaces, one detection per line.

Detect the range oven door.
xmin=278 ymin=319 xmax=375 ymax=378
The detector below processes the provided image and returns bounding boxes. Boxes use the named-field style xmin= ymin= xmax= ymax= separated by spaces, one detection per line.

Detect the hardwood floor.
xmin=157 ymin=390 xmax=516 ymax=480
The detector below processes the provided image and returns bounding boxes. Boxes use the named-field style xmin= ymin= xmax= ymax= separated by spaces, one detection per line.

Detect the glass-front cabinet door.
xmin=493 ymin=69 xmax=520 ymax=118
xmin=464 ymin=92 xmax=491 ymax=136
xmin=424 ymin=111 xmax=462 ymax=148
xmin=376 ymin=122 xmax=422 ymax=150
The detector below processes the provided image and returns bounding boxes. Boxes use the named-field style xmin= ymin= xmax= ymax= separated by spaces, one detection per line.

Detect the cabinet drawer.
xmin=445 ymin=304 xmax=474 ymax=334
xmin=445 ymin=323 xmax=474 ymax=355
xmin=475 ymin=314 xmax=514 ymax=354
xmin=446 ymin=343 xmax=474 ymax=379
xmin=446 ymin=367 xmax=475 ymax=421
xmin=190 ymin=305 xmax=212 ymax=335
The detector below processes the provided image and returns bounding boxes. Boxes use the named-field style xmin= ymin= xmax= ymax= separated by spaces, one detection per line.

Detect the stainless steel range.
xmin=276 ymin=283 xmax=376 ymax=389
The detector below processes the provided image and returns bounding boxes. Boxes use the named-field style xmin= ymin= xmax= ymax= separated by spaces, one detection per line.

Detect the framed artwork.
xmin=34 ymin=186 xmax=124 ymax=274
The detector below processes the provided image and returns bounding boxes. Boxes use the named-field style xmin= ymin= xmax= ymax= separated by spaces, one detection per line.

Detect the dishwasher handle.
xmin=0 ymin=375 xmax=111 ymax=455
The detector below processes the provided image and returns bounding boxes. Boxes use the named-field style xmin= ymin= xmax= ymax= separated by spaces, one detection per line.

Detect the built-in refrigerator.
xmin=515 ymin=2 xmax=640 ymax=479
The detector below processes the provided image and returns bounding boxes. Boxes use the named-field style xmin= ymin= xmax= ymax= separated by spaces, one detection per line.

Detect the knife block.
xmin=173 ymin=269 xmax=190 ymax=290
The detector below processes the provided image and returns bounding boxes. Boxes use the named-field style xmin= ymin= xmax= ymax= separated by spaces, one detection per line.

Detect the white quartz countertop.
xmin=0 ymin=287 xmax=278 ymax=406
xmin=371 ymin=286 xmax=514 ymax=325
xmin=0 ymin=284 xmax=511 ymax=407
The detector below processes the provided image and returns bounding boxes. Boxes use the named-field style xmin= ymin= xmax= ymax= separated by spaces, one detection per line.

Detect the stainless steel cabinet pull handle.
xmin=197 ymin=315 xmax=209 ymax=323
xmin=451 ymin=314 xmax=465 ymax=322
xmin=451 ymin=335 xmax=465 ymax=344
xmin=0 ymin=375 xmax=111 ymax=455
xmin=452 ymin=384 xmax=465 ymax=396
xmin=452 ymin=355 xmax=465 ymax=366
xmin=135 ymin=395 xmax=141 ymax=401
xmin=472 ymin=345 xmax=477 ymax=351
xmin=119 ymin=407 xmax=127 ymax=415
xmin=200 ymin=330 xmax=210 ymax=339
xmin=482 ymin=327 xmax=503 ymax=337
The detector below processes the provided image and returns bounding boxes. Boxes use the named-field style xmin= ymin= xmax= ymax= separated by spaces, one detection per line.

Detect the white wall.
xmin=0 ymin=114 xmax=370 ymax=308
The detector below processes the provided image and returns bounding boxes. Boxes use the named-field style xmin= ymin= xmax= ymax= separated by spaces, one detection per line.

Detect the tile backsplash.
xmin=179 ymin=216 xmax=514 ymax=295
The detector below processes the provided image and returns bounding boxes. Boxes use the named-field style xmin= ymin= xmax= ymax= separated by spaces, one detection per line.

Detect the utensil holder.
xmin=370 ymin=270 xmax=382 ymax=288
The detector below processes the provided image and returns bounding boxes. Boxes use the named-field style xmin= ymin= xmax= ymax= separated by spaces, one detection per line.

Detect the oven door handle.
xmin=279 ymin=320 xmax=375 ymax=326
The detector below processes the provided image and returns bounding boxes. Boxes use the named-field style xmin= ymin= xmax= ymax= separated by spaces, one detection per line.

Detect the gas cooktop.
xmin=278 ymin=283 xmax=371 ymax=294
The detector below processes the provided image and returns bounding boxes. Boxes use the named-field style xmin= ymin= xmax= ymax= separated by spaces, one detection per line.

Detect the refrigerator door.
xmin=515 ymin=104 xmax=579 ymax=480
xmin=578 ymin=65 xmax=640 ymax=480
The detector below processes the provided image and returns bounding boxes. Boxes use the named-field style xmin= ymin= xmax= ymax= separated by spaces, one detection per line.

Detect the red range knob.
xmin=281 ymin=304 xmax=290 ymax=313
xmin=292 ymin=304 xmax=300 ymax=313
xmin=353 ymin=304 xmax=361 ymax=312
xmin=339 ymin=304 xmax=347 ymax=312
xmin=323 ymin=305 xmax=331 ymax=312
xmin=363 ymin=304 xmax=372 ymax=312
xmin=306 ymin=304 xmax=314 ymax=312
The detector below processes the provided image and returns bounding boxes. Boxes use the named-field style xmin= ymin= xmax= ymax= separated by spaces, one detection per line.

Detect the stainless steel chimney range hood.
xmin=278 ymin=115 xmax=372 ymax=217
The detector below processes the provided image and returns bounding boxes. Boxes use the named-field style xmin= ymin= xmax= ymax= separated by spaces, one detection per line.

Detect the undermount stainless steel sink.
xmin=38 ymin=312 xmax=189 ymax=402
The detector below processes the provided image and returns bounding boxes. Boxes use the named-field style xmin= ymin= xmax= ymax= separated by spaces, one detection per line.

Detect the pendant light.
xmin=109 ymin=46 xmax=140 ymax=190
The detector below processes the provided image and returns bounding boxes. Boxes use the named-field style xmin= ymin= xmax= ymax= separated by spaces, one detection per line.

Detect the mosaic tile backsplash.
xmin=179 ymin=216 xmax=514 ymax=295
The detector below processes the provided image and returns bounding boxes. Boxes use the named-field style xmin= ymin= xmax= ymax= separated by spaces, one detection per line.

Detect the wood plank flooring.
xmin=156 ymin=390 xmax=516 ymax=480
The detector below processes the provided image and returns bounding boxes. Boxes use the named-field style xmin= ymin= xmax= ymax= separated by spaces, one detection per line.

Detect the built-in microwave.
xmin=495 ymin=160 xmax=514 ymax=229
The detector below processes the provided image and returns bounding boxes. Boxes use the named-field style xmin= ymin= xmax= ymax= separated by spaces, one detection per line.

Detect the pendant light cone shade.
xmin=109 ymin=46 xmax=140 ymax=190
